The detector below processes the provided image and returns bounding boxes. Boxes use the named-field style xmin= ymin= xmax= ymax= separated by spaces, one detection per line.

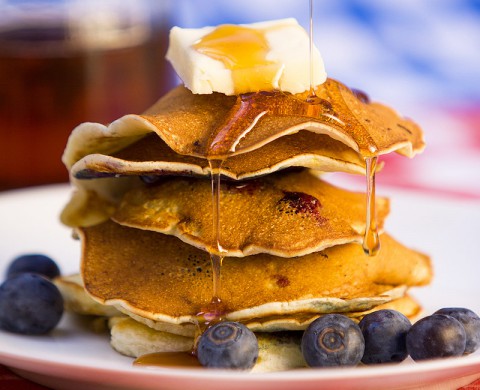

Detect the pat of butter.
xmin=166 ymin=18 xmax=327 ymax=95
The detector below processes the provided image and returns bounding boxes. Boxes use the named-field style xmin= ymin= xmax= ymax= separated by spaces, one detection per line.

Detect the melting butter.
xmin=193 ymin=24 xmax=282 ymax=94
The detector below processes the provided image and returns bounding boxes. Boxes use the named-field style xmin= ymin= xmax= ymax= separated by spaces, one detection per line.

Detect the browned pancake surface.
xmin=112 ymin=170 xmax=390 ymax=257
xmin=62 ymin=79 xmax=424 ymax=172
xmin=80 ymin=221 xmax=432 ymax=323
xmin=72 ymin=131 xmax=367 ymax=180
xmin=141 ymin=79 xmax=424 ymax=158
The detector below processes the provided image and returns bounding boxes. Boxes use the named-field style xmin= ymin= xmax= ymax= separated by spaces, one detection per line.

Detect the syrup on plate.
xmin=134 ymin=351 xmax=201 ymax=368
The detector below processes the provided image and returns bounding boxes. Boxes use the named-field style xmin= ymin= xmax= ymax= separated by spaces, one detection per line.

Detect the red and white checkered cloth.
xmin=378 ymin=105 xmax=480 ymax=200
xmin=462 ymin=379 xmax=480 ymax=390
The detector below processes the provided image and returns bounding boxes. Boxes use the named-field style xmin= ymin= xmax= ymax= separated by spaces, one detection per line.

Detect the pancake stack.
xmin=59 ymin=22 xmax=431 ymax=371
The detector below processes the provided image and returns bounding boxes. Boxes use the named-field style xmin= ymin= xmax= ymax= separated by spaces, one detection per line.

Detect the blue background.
xmin=172 ymin=0 xmax=480 ymax=110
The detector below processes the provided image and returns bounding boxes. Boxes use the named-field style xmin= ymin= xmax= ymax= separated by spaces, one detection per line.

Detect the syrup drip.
xmin=203 ymin=159 xmax=227 ymax=321
xmin=362 ymin=156 xmax=380 ymax=256
xmin=307 ymin=0 xmax=318 ymax=104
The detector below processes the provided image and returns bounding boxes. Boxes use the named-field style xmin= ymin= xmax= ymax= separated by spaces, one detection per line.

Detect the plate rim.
xmin=1 ymin=184 xmax=480 ymax=389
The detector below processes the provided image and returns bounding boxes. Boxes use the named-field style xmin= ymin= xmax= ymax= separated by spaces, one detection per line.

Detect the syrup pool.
xmin=134 ymin=351 xmax=201 ymax=368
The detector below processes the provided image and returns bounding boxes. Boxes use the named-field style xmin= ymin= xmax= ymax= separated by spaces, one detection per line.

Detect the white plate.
xmin=0 ymin=184 xmax=479 ymax=390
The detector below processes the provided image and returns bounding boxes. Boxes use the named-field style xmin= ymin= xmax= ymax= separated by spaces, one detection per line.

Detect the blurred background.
xmin=1 ymin=0 xmax=479 ymax=197
xmin=0 ymin=0 xmax=175 ymax=189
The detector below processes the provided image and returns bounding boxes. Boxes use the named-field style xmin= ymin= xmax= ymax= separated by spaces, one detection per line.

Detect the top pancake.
xmin=62 ymin=78 xmax=424 ymax=171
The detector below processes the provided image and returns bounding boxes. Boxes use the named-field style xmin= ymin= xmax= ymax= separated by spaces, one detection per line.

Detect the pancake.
xmin=113 ymin=293 xmax=422 ymax=336
xmin=71 ymin=131 xmax=368 ymax=181
xmin=62 ymin=78 xmax=424 ymax=172
xmin=62 ymin=132 xmax=371 ymax=227
xmin=109 ymin=317 xmax=306 ymax=372
xmin=79 ymin=220 xmax=432 ymax=326
xmin=60 ymin=181 xmax=130 ymax=228
xmin=112 ymin=170 xmax=390 ymax=257
xmin=60 ymin=77 xmax=419 ymax=229
xmin=243 ymin=295 xmax=423 ymax=332
xmin=109 ymin=296 xmax=421 ymax=370
xmin=54 ymin=274 xmax=121 ymax=317
xmin=109 ymin=317 xmax=194 ymax=358
xmin=54 ymin=272 xmax=421 ymax=336
xmin=55 ymin=272 xmax=421 ymax=338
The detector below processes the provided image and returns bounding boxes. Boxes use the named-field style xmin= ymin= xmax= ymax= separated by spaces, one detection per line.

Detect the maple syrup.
xmin=203 ymin=159 xmax=227 ymax=321
xmin=134 ymin=351 xmax=202 ymax=368
xmin=307 ymin=0 xmax=319 ymax=104
xmin=362 ymin=156 xmax=380 ymax=256
xmin=206 ymin=90 xmax=337 ymax=157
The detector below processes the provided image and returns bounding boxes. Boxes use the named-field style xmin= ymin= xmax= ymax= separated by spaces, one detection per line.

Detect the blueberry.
xmin=434 ymin=308 xmax=480 ymax=354
xmin=359 ymin=309 xmax=411 ymax=364
xmin=0 ymin=273 xmax=64 ymax=335
xmin=301 ymin=314 xmax=365 ymax=367
xmin=6 ymin=254 xmax=60 ymax=280
xmin=407 ymin=314 xmax=466 ymax=361
xmin=197 ymin=322 xmax=258 ymax=369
